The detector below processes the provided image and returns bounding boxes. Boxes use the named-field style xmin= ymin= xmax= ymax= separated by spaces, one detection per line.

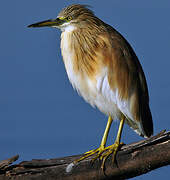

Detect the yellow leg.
xmin=101 ymin=115 xmax=125 ymax=169
xmin=73 ymin=115 xmax=125 ymax=171
xmin=100 ymin=116 xmax=113 ymax=147
xmin=74 ymin=116 xmax=113 ymax=164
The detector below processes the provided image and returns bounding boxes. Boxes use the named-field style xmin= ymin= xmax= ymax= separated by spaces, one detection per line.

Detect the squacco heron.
xmin=28 ymin=4 xmax=153 ymax=170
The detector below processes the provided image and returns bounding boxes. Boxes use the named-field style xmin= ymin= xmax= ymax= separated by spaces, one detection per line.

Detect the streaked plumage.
xmin=28 ymin=4 xmax=153 ymax=169
xmin=59 ymin=5 xmax=153 ymax=137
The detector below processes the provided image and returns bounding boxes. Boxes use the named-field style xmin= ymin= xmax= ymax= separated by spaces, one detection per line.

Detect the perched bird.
xmin=28 ymin=4 xmax=153 ymax=169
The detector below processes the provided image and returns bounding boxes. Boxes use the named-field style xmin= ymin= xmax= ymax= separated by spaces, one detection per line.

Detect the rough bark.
xmin=0 ymin=130 xmax=170 ymax=180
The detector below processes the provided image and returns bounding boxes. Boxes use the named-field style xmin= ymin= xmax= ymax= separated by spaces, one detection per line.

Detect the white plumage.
xmin=61 ymin=25 xmax=134 ymax=123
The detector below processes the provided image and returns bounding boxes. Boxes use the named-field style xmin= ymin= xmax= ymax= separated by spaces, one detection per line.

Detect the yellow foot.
xmin=73 ymin=142 xmax=123 ymax=170
xmin=73 ymin=146 xmax=106 ymax=164
xmin=100 ymin=142 xmax=123 ymax=170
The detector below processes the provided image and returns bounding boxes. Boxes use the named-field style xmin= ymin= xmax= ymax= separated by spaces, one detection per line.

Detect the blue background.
xmin=0 ymin=0 xmax=169 ymax=179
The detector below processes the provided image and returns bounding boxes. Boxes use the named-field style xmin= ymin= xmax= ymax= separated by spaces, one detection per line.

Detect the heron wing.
xmin=96 ymin=25 xmax=153 ymax=137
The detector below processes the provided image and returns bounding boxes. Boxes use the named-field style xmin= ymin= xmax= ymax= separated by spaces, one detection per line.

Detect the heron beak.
xmin=28 ymin=18 xmax=65 ymax=28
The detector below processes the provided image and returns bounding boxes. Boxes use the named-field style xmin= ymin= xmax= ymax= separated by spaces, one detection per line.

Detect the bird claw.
xmin=100 ymin=142 xmax=121 ymax=170
xmin=74 ymin=142 xmax=123 ymax=171
xmin=73 ymin=146 xmax=105 ymax=164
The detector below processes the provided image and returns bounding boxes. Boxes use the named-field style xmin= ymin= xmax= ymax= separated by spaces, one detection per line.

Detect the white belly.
xmin=63 ymin=58 xmax=120 ymax=118
xmin=60 ymin=30 xmax=121 ymax=119
xmin=59 ymin=24 xmax=143 ymax=136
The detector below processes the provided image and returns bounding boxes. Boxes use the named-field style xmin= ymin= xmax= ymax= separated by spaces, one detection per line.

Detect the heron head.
xmin=28 ymin=4 xmax=96 ymax=31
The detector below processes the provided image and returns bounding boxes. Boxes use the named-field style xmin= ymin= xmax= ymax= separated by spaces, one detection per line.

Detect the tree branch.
xmin=0 ymin=130 xmax=170 ymax=180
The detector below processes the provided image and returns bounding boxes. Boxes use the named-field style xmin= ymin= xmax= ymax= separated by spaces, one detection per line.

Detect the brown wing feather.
xmin=103 ymin=24 xmax=153 ymax=137
xmin=68 ymin=17 xmax=153 ymax=137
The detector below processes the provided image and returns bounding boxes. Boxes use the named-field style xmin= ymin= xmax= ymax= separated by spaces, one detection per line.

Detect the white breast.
xmin=60 ymin=25 xmax=133 ymax=121
xmin=61 ymin=31 xmax=78 ymax=87
xmin=61 ymin=33 xmax=120 ymax=118
xmin=60 ymin=26 xmax=97 ymax=106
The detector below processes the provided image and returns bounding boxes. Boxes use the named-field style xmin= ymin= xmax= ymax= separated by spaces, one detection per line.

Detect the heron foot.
xmin=73 ymin=142 xmax=123 ymax=171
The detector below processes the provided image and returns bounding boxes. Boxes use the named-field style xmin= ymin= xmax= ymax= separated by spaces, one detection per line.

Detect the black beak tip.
xmin=27 ymin=24 xmax=36 ymax=28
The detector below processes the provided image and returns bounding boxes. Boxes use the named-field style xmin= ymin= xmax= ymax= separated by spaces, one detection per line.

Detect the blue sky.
xmin=0 ymin=0 xmax=170 ymax=179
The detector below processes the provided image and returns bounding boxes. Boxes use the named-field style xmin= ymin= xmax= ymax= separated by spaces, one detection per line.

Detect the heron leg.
xmin=74 ymin=115 xmax=125 ymax=171
xmin=100 ymin=115 xmax=125 ymax=170
xmin=73 ymin=116 xmax=113 ymax=164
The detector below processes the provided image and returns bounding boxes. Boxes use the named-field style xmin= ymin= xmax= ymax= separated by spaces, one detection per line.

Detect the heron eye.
xmin=66 ymin=16 xmax=72 ymax=21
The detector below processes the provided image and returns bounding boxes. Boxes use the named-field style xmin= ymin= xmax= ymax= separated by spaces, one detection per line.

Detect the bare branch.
xmin=0 ymin=131 xmax=170 ymax=180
